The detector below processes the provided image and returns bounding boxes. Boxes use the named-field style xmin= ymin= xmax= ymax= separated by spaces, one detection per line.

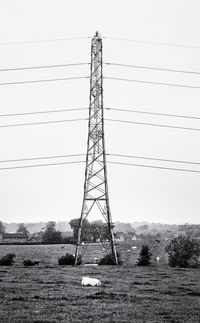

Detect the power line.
xmin=0 ymin=118 xmax=87 ymax=128
xmin=0 ymin=153 xmax=85 ymax=164
xmin=0 ymin=108 xmax=88 ymax=118
xmin=104 ymin=76 xmax=200 ymax=90
xmin=0 ymin=76 xmax=89 ymax=86
xmin=104 ymin=62 xmax=200 ymax=75
xmin=108 ymin=161 xmax=200 ymax=174
xmin=0 ymin=160 xmax=85 ymax=171
xmin=1 ymin=106 xmax=198 ymax=120
xmin=106 ymin=107 xmax=200 ymax=120
xmin=107 ymin=153 xmax=200 ymax=166
xmin=1 ymin=115 xmax=199 ymax=131
xmin=0 ymin=63 xmax=90 ymax=72
xmin=103 ymin=36 xmax=200 ymax=50
xmin=0 ymin=36 xmax=91 ymax=46
xmin=105 ymin=118 xmax=200 ymax=132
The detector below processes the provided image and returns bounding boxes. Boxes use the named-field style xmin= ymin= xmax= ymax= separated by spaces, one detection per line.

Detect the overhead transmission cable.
xmin=0 ymin=153 xmax=85 ymax=164
xmin=0 ymin=106 xmax=199 ymax=120
xmin=0 ymin=118 xmax=87 ymax=128
xmin=107 ymin=161 xmax=200 ymax=174
xmin=0 ymin=76 xmax=89 ymax=86
xmin=0 ymin=36 xmax=91 ymax=46
xmin=106 ymin=107 xmax=200 ymax=120
xmin=1 ymin=116 xmax=200 ymax=131
xmin=105 ymin=118 xmax=200 ymax=132
xmin=0 ymin=158 xmax=199 ymax=174
xmin=104 ymin=76 xmax=200 ymax=90
xmin=107 ymin=153 xmax=200 ymax=166
xmin=0 ymin=62 xmax=90 ymax=72
xmin=103 ymin=36 xmax=200 ymax=50
xmin=0 ymin=107 xmax=88 ymax=118
xmin=0 ymin=152 xmax=199 ymax=167
xmin=104 ymin=62 xmax=200 ymax=75
xmin=0 ymin=160 xmax=85 ymax=171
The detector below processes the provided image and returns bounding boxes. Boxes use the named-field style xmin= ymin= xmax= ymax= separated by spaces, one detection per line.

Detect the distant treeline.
xmin=2 ymin=221 xmax=200 ymax=236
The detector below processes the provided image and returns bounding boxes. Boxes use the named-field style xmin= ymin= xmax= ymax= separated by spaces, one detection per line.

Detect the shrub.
xmin=58 ymin=253 xmax=82 ymax=265
xmin=98 ymin=252 xmax=122 ymax=265
xmin=137 ymin=245 xmax=152 ymax=266
xmin=23 ymin=259 xmax=39 ymax=266
xmin=165 ymin=235 xmax=200 ymax=268
xmin=0 ymin=253 xmax=16 ymax=266
xmin=62 ymin=236 xmax=76 ymax=244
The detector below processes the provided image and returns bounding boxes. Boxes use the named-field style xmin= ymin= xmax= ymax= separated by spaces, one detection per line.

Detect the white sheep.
xmin=156 ymin=256 xmax=160 ymax=262
xmin=81 ymin=276 xmax=101 ymax=287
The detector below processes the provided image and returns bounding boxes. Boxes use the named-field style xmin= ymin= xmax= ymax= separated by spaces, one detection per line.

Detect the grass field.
xmin=0 ymin=243 xmax=199 ymax=323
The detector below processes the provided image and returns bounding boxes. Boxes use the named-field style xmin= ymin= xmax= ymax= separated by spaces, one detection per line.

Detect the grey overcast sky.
xmin=0 ymin=0 xmax=200 ymax=224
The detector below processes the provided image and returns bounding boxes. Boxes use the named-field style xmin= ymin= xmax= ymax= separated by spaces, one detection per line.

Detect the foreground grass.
xmin=0 ymin=245 xmax=199 ymax=322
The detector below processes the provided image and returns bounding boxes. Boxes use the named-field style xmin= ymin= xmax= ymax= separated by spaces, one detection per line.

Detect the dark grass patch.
xmin=86 ymin=291 xmax=127 ymax=301
xmin=157 ymin=273 xmax=171 ymax=277
xmin=33 ymin=295 xmax=40 ymax=299
xmin=103 ymin=280 xmax=111 ymax=285
xmin=11 ymin=296 xmax=25 ymax=301
xmin=160 ymin=290 xmax=177 ymax=295
xmin=188 ymin=292 xmax=200 ymax=296
xmin=131 ymin=281 xmax=151 ymax=285
xmin=177 ymin=286 xmax=193 ymax=292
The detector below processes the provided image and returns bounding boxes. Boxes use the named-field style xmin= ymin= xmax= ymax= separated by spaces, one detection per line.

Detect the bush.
xmin=137 ymin=245 xmax=152 ymax=266
xmin=165 ymin=235 xmax=200 ymax=268
xmin=62 ymin=236 xmax=76 ymax=244
xmin=0 ymin=253 xmax=16 ymax=266
xmin=23 ymin=259 xmax=39 ymax=266
xmin=98 ymin=252 xmax=122 ymax=265
xmin=58 ymin=253 xmax=82 ymax=265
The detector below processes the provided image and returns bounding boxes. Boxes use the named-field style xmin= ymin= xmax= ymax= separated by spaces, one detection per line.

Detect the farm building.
xmin=124 ymin=232 xmax=138 ymax=242
xmin=115 ymin=231 xmax=139 ymax=242
xmin=0 ymin=232 xmax=29 ymax=244
xmin=115 ymin=232 xmax=125 ymax=242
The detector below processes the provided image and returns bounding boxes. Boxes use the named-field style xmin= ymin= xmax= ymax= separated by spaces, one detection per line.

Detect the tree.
xmin=42 ymin=221 xmax=63 ymax=244
xmin=89 ymin=221 xmax=110 ymax=242
xmin=0 ymin=221 xmax=6 ymax=234
xmin=16 ymin=223 xmax=29 ymax=235
xmin=165 ymin=234 xmax=200 ymax=268
xmin=69 ymin=218 xmax=110 ymax=242
xmin=137 ymin=245 xmax=152 ymax=266
xmin=69 ymin=218 xmax=91 ymax=241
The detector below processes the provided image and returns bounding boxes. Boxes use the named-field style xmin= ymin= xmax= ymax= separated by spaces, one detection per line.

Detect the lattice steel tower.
xmin=74 ymin=32 xmax=118 ymax=265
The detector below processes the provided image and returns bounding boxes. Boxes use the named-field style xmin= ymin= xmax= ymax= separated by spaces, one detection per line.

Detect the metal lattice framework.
xmin=74 ymin=32 xmax=118 ymax=265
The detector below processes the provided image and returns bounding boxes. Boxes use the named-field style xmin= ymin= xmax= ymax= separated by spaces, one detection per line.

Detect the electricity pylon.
xmin=74 ymin=32 xmax=118 ymax=265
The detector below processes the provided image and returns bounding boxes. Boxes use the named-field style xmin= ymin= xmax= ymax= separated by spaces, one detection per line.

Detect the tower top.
xmin=94 ymin=31 xmax=102 ymax=41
